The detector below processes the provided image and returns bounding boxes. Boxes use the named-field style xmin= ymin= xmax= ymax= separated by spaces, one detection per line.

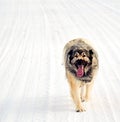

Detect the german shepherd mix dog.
xmin=64 ymin=38 xmax=98 ymax=112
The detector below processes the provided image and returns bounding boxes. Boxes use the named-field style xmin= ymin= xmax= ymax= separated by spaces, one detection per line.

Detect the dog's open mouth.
xmin=77 ymin=65 xmax=84 ymax=77
xmin=75 ymin=60 xmax=88 ymax=78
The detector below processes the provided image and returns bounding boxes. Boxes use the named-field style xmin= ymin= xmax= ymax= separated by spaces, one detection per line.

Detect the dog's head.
xmin=67 ymin=46 xmax=93 ymax=78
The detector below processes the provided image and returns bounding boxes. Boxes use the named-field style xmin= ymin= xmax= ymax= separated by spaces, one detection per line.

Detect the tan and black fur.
xmin=64 ymin=38 xmax=98 ymax=112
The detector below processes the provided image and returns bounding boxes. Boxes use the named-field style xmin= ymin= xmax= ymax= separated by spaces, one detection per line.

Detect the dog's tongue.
xmin=77 ymin=65 xmax=84 ymax=78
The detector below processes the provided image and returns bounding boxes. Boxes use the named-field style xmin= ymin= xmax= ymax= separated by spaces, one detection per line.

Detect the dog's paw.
xmin=75 ymin=106 xmax=86 ymax=112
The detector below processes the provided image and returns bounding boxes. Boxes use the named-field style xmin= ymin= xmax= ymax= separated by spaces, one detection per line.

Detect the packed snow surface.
xmin=0 ymin=0 xmax=120 ymax=121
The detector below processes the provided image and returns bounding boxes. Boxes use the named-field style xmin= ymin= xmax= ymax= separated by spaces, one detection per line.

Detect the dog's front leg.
xmin=85 ymin=82 xmax=94 ymax=102
xmin=70 ymin=84 xmax=86 ymax=112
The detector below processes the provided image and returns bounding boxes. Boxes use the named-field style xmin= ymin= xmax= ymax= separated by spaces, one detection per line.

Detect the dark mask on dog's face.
xmin=68 ymin=47 xmax=93 ymax=78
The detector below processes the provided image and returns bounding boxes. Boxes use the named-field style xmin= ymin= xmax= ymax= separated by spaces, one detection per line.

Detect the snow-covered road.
xmin=0 ymin=0 xmax=120 ymax=121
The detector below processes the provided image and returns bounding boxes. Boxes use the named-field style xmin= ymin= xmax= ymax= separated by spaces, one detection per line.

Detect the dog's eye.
xmin=74 ymin=52 xmax=79 ymax=57
xmin=74 ymin=54 xmax=78 ymax=57
xmin=82 ymin=52 xmax=86 ymax=57
xmin=74 ymin=54 xmax=78 ymax=58
xmin=83 ymin=54 xmax=86 ymax=57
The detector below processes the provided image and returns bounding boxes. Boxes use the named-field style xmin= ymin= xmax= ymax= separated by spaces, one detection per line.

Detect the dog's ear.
xmin=89 ymin=49 xmax=93 ymax=61
xmin=89 ymin=49 xmax=93 ymax=55
xmin=68 ymin=49 xmax=74 ymax=63
xmin=68 ymin=49 xmax=73 ymax=56
xmin=68 ymin=46 xmax=77 ymax=56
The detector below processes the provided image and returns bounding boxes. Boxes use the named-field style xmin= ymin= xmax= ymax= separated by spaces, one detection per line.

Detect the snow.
xmin=0 ymin=0 xmax=120 ymax=121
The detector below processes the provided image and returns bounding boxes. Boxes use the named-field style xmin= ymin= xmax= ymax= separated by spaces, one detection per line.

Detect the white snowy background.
xmin=0 ymin=0 xmax=120 ymax=122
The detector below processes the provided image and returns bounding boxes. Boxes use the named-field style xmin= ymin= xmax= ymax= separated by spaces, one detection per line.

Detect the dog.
xmin=64 ymin=38 xmax=99 ymax=112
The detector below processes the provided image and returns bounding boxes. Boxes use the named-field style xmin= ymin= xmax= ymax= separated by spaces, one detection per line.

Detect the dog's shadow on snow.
xmin=34 ymin=95 xmax=73 ymax=113
xmin=0 ymin=96 xmax=73 ymax=115
xmin=47 ymin=96 xmax=73 ymax=112
xmin=1 ymin=94 xmax=116 ymax=115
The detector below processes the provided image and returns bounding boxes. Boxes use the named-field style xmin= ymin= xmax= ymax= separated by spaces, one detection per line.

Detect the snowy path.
xmin=0 ymin=0 xmax=120 ymax=121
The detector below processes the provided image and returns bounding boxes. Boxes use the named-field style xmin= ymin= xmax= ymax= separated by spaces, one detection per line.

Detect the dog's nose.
xmin=75 ymin=60 xmax=82 ymax=65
